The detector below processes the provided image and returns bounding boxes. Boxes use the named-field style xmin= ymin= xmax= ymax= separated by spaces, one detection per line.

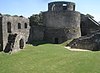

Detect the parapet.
xmin=48 ymin=1 xmax=75 ymax=11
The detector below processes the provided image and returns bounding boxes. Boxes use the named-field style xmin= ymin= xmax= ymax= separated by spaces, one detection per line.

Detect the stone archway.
xmin=19 ymin=39 xmax=24 ymax=49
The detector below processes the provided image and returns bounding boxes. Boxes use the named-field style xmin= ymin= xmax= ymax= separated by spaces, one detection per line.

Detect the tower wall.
xmin=43 ymin=11 xmax=80 ymax=28
xmin=48 ymin=1 xmax=75 ymax=11
xmin=43 ymin=1 xmax=81 ymax=43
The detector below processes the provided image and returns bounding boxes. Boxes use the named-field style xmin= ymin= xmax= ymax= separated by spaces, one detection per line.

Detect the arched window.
xmin=7 ymin=22 xmax=11 ymax=33
xmin=24 ymin=23 xmax=27 ymax=28
xmin=18 ymin=23 xmax=21 ymax=29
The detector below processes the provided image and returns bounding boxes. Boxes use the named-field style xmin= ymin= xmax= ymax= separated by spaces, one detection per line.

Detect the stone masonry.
xmin=0 ymin=14 xmax=29 ymax=52
xmin=0 ymin=1 xmax=100 ymax=52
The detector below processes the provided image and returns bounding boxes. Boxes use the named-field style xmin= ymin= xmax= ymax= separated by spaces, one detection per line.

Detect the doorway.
xmin=19 ymin=39 xmax=24 ymax=49
xmin=55 ymin=38 xmax=59 ymax=44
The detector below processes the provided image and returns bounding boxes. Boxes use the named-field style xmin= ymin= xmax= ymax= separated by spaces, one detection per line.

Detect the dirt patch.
xmin=65 ymin=46 xmax=90 ymax=51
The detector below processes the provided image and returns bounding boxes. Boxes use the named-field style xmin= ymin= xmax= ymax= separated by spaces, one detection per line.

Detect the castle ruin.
xmin=0 ymin=14 xmax=29 ymax=52
xmin=0 ymin=1 xmax=100 ymax=52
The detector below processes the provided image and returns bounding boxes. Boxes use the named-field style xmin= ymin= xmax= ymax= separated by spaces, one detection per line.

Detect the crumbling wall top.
xmin=1 ymin=14 xmax=27 ymax=19
xmin=48 ymin=1 xmax=75 ymax=11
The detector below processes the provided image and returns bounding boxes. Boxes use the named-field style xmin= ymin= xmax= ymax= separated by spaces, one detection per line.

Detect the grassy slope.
xmin=0 ymin=44 xmax=100 ymax=73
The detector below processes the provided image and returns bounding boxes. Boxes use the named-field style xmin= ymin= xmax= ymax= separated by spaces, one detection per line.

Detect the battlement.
xmin=48 ymin=1 xmax=75 ymax=11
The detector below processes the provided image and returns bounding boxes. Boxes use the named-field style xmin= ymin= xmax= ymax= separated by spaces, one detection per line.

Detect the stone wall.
xmin=0 ymin=15 xmax=3 ymax=51
xmin=2 ymin=15 xmax=29 ymax=52
xmin=44 ymin=28 xmax=66 ymax=43
xmin=43 ymin=10 xmax=81 ymax=43
xmin=43 ymin=11 xmax=81 ymax=28
xmin=67 ymin=31 xmax=100 ymax=51
xmin=48 ymin=1 xmax=75 ymax=11
xmin=28 ymin=25 xmax=45 ymax=43
xmin=81 ymin=14 xmax=100 ymax=36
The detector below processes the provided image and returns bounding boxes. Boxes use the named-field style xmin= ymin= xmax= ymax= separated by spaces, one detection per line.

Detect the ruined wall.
xmin=43 ymin=11 xmax=81 ymax=28
xmin=44 ymin=28 xmax=66 ymax=43
xmin=28 ymin=13 xmax=45 ymax=43
xmin=43 ymin=1 xmax=81 ymax=43
xmin=81 ymin=14 xmax=100 ymax=36
xmin=43 ymin=11 xmax=81 ymax=43
xmin=67 ymin=32 xmax=100 ymax=51
xmin=48 ymin=1 xmax=75 ymax=11
xmin=0 ymin=15 xmax=3 ymax=51
xmin=2 ymin=15 xmax=29 ymax=51
xmin=28 ymin=25 xmax=45 ymax=43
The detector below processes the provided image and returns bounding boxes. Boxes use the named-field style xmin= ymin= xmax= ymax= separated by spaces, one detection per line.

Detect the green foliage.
xmin=29 ymin=13 xmax=43 ymax=25
xmin=13 ymin=15 xmax=18 ymax=17
xmin=4 ymin=14 xmax=11 ymax=16
xmin=0 ymin=44 xmax=100 ymax=73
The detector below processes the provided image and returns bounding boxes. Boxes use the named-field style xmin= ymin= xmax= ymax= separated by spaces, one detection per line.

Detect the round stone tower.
xmin=48 ymin=1 xmax=75 ymax=11
xmin=43 ymin=1 xmax=81 ymax=43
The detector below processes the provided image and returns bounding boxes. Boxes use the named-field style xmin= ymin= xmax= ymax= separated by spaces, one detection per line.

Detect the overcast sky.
xmin=0 ymin=0 xmax=100 ymax=21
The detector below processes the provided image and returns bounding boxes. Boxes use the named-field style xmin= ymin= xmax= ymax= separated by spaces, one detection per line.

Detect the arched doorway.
xmin=19 ymin=39 xmax=24 ymax=49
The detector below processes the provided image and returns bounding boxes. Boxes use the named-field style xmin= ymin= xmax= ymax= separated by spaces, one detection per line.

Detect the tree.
xmin=29 ymin=12 xmax=43 ymax=26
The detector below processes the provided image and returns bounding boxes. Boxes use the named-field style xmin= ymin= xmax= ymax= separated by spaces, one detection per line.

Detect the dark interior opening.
xmin=25 ymin=23 xmax=27 ymax=28
xmin=63 ymin=6 xmax=67 ymax=10
xmin=73 ymin=5 xmax=75 ymax=11
xmin=19 ymin=39 xmax=24 ymax=49
xmin=80 ymin=21 xmax=87 ymax=36
xmin=55 ymin=38 xmax=59 ymax=44
xmin=7 ymin=22 xmax=11 ymax=33
xmin=63 ymin=4 xmax=67 ymax=10
xmin=18 ymin=23 xmax=21 ymax=29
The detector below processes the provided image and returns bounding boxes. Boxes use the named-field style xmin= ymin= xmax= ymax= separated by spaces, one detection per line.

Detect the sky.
xmin=0 ymin=0 xmax=100 ymax=21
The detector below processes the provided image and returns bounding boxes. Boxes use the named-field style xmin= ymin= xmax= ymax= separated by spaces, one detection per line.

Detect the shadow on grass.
xmin=28 ymin=40 xmax=50 ymax=46
xmin=28 ymin=39 xmax=74 ymax=47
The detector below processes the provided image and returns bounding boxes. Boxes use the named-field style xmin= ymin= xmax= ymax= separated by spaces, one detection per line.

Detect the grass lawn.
xmin=0 ymin=43 xmax=100 ymax=73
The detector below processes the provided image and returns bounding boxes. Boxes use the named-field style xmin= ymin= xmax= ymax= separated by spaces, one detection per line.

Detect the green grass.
xmin=0 ymin=43 xmax=100 ymax=73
